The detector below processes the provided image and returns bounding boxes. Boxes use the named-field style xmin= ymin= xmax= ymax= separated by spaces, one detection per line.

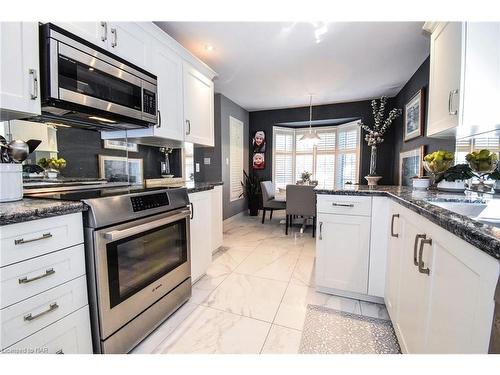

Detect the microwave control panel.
xmin=143 ymin=89 xmax=157 ymax=116
xmin=131 ymin=193 xmax=169 ymax=212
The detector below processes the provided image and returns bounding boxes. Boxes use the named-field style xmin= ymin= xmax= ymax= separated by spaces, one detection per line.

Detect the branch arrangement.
xmin=358 ymin=96 xmax=402 ymax=147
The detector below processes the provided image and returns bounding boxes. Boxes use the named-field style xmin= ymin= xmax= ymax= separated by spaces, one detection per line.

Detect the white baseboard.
xmin=315 ymin=285 xmax=385 ymax=304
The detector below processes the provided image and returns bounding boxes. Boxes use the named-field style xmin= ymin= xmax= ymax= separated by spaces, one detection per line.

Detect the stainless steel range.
xmin=27 ymin=186 xmax=192 ymax=353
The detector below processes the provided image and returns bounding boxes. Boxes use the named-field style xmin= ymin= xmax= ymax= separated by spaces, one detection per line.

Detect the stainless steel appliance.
xmin=26 ymin=186 xmax=192 ymax=353
xmin=38 ymin=23 xmax=157 ymax=130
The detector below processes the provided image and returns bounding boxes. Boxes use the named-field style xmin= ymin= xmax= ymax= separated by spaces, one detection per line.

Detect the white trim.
xmin=229 ymin=116 xmax=244 ymax=202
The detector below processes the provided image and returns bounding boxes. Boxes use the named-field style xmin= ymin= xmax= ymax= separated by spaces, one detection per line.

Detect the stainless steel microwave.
xmin=39 ymin=23 xmax=157 ymax=130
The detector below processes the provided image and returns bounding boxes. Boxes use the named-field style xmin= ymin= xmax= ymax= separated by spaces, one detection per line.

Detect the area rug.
xmin=299 ymin=304 xmax=401 ymax=354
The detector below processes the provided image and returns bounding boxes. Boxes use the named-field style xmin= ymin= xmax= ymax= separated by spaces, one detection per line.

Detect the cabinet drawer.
xmin=1 ymin=244 xmax=86 ymax=309
xmin=317 ymin=195 xmax=372 ymax=216
xmin=0 ymin=213 xmax=83 ymax=267
xmin=2 ymin=306 xmax=92 ymax=354
xmin=1 ymin=276 xmax=88 ymax=349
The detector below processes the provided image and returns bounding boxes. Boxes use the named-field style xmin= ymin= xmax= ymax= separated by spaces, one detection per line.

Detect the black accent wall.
xmin=392 ymin=56 xmax=456 ymax=184
xmin=249 ymin=99 xmax=398 ymax=185
xmin=56 ymin=126 xmax=182 ymax=179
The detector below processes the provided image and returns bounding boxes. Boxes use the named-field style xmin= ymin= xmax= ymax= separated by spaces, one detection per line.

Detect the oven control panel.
xmin=130 ymin=193 xmax=169 ymax=212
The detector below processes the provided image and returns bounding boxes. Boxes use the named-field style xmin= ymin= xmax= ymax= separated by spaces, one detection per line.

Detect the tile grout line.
xmin=258 ymin=238 xmax=302 ymax=354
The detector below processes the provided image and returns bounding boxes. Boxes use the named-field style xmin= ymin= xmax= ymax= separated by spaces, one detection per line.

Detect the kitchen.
xmin=1 ymin=1 xmax=500 ymax=372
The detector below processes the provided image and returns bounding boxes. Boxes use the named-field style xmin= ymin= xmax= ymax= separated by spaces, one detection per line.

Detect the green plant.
xmin=38 ymin=157 xmax=67 ymax=171
xmin=488 ymin=169 xmax=500 ymax=180
xmin=301 ymin=171 xmax=312 ymax=182
xmin=436 ymin=164 xmax=475 ymax=183
xmin=240 ymin=170 xmax=262 ymax=215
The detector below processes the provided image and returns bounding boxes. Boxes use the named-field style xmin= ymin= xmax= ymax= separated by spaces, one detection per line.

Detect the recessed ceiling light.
xmin=204 ymin=44 xmax=215 ymax=51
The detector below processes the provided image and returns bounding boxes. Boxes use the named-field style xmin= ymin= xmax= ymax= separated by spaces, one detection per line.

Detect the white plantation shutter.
xmin=473 ymin=136 xmax=500 ymax=153
xmin=184 ymin=142 xmax=194 ymax=181
xmin=455 ymin=138 xmax=472 ymax=164
xmin=230 ymin=116 xmax=244 ymax=201
xmin=272 ymin=122 xmax=360 ymax=188
xmin=336 ymin=123 xmax=360 ymax=185
xmin=273 ymin=127 xmax=295 ymax=189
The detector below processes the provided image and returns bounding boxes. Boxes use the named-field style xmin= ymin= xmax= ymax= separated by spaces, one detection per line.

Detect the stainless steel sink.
xmin=429 ymin=201 xmax=488 ymax=218
xmin=427 ymin=199 xmax=500 ymax=227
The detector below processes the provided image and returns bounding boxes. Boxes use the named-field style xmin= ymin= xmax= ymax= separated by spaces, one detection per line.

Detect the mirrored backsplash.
xmin=1 ymin=120 xmax=185 ymax=184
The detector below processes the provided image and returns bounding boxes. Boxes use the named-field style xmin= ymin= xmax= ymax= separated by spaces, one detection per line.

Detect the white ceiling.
xmin=155 ymin=22 xmax=430 ymax=111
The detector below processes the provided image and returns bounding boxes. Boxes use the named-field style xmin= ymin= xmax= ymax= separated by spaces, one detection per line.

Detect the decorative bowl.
xmin=423 ymin=159 xmax=454 ymax=176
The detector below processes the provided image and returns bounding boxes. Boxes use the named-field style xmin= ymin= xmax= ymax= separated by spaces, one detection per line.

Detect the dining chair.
xmin=260 ymin=181 xmax=286 ymax=223
xmin=285 ymin=184 xmax=316 ymax=237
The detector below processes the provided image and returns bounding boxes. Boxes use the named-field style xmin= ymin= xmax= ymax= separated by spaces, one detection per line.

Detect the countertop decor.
xmin=315 ymin=185 xmax=500 ymax=260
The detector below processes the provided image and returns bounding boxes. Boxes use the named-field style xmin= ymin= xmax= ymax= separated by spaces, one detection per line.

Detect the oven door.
xmin=49 ymin=38 xmax=157 ymax=124
xmin=93 ymin=208 xmax=191 ymax=339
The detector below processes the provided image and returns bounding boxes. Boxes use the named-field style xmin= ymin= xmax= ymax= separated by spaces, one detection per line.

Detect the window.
xmin=272 ymin=122 xmax=360 ymax=189
xmin=455 ymin=135 xmax=500 ymax=164
xmin=229 ymin=116 xmax=244 ymax=201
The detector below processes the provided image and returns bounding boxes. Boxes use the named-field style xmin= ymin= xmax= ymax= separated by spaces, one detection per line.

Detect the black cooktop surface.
xmin=25 ymin=185 xmax=177 ymax=201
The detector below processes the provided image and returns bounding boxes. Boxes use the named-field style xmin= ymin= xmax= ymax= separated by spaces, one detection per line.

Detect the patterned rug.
xmin=299 ymin=304 xmax=401 ymax=354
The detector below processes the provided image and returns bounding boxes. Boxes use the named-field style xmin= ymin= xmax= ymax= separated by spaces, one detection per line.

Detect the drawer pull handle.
xmin=18 ymin=268 xmax=55 ymax=284
xmin=331 ymin=202 xmax=354 ymax=207
xmin=14 ymin=232 xmax=52 ymax=245
xmin=390 ymin=214 xmax=399 ymax=238
xmin=413 ymin=234 xmax=426 ymax=266
xmin=418 ymin=238 xmax=432 ymax=275
xmin=24 ymin=302 xmax=59 ymax=322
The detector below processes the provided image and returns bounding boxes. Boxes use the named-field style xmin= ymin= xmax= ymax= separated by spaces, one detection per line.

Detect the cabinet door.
xmin=108 ymin=22 xmax=151 ymax=69
xmin=395 ymin=217 xmax=433 ymax=354
xmin=427 ymin=22 xmax=463 ymax=136
xmin=316 ymin=213 xmax=370 ymax=294
xmin=189 ymin=191 xmax=212 ymax=283
xmin=384 ymin=206 xmax=404 ymax=321
xmin=183 ymin=63 xmax=215 ymax=146
xmin=152 ymin=40 xmax=184 ymax=141
xmin=425 ymin=237 xmax=498 ymax=353
xmin=0 ymin=22 xmax=41 ymax=120
xmin=53 ymin=22 xmax=107 ymax=48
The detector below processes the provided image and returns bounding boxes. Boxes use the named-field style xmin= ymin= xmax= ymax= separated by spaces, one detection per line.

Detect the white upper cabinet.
xmin=427 ymin=22 xmax=463 ymax=137
xmin=52 ymin=22 xmax=108 ymax=48
xmin=183 ymin=63 xmax=215 ymax=147
xmin=106 ymin=22 xmax=151 ymax=69
xmin=426 ymin=22 xmax=500 ymax=138
xmin=0 ymin=22 xmax=41 ymax=121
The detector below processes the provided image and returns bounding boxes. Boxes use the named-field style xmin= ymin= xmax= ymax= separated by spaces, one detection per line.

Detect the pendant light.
xmin=299 ymin=94 xmax=321 ymax=146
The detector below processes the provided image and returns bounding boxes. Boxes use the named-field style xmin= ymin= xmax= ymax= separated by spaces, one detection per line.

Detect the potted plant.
xmin=240 ymin=170 xmax=261 ymax=216
xmin=301 ymin=171 xmax=312 ymax=184
xmin=38 ymin=157 xmax=67 ymax=179
xmin=358 ymin=96 xmax=402 ymax=186
xmin=435 ymin=163 xmax=475 ymax=192
xmin=487 ymin=169 xmax=500 ymax=193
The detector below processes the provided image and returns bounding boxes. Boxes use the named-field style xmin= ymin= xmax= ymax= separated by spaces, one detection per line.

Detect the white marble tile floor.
xmin=132 ymin=211 xmax=390 ymax=354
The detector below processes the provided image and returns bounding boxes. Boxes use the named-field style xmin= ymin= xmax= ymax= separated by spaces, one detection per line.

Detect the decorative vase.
xmin=365 ymin=145 xmax=382 ymax=186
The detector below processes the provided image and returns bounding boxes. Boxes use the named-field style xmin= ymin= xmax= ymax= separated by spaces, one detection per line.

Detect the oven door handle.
xmin=103 ymin=210 xmax=190 ymax=242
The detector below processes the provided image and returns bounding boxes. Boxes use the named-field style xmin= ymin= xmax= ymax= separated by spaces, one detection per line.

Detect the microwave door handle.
xmin=104 ymin=210 xmax=190 ymax=241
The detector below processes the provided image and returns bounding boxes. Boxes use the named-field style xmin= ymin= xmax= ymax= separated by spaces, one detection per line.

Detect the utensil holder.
xmin=0 ymin=164 xmax=23 ymax=202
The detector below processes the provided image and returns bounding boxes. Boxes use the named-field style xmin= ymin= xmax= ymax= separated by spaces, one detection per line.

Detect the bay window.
xmin=272 ymin=122 xmax=361 ymax=189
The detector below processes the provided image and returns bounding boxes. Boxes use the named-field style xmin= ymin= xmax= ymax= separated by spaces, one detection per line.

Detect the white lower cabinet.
xmin=0 ymin=213 xmax=92 ymax=354
xmin=3 ymin=306 xmax=92 ymax=354
xmin=316 ymin=213 xmax=371 ymax=294
xmin=386 ymin=202 xmax=499 ymax=353
xmin=189 ymin=190 xmax=213 ymax=283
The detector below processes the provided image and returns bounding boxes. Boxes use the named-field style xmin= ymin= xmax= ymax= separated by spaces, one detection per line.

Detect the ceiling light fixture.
xmin=300 ymin=95 xmax=321 ymax=146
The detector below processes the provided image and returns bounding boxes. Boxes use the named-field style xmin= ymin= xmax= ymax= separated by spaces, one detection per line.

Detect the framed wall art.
xmin=399 ymin=146 xmax=425 ymax=186
xmin=404 ymin=88 xmax=425 ymax=142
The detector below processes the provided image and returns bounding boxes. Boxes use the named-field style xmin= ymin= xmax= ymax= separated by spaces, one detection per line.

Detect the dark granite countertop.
xmin=315 ymin=185 xmax=500 ymax=260
xmin=0 ymin=198 xmax=86 ymax=226
xmin=185 ymin=181 xmax=223 ymax=194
